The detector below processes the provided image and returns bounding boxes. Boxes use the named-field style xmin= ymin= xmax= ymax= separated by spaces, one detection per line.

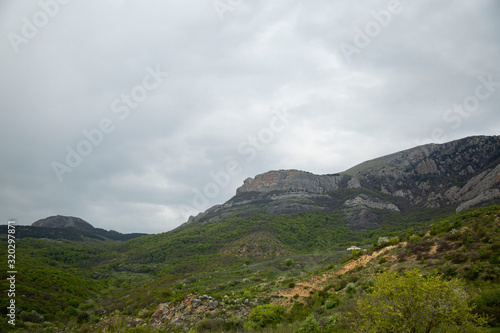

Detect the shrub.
xmin=246 ymin=304 xmax=286 ymax=330
xmin=378 ymin=256 xmax=388 ymax=264
xmin=195 ymin=318 xmax=224 ymax=332
xmin=334 ymin=279 xmax=346 ymax=291
xmin=397 ymin=250 xmax=407 ymax=262
xmin=390 ymin=236 xmax=400 ymax=245
xmin=345 ymin=283 xmax=356 ymax=296
xmin=344 ymin=269 xmax=488 ymax=332
xmin=19 ymin=310 xmax=44 ymax=323
xmin=77 ymin=311 xmax=90 ymax=323
xmin=472 ymin=286 xmax=500 ymax=326
xmin=377 ymin=237 xmax=390 ymax=246
xmin=225 ymin=315 xmax=244 ymax=331
xmin=440 ymin=262 xmax=457 ymax=279
xmin=325 ymin=293 xmax=339 ymax=309
xmin=436 ymin=239 xmax=453 ymax=253
xmin=409 ymin=234 xmax=421 ymax=243
xmin=451 ymin=251 xmax=468 ymax=264
xmin=297 ymin=314 xmax=320 ymax=333
xmin=320 ymin=315 xmax=338 ymax=333
xmin=407 ymin=240 xmax=434 ymax=256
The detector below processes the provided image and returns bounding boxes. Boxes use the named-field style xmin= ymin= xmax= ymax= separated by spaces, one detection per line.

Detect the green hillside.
xmin=1 ymin=205 xmax=500 ymax=331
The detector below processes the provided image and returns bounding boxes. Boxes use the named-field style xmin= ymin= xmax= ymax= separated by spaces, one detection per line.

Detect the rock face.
xmin=237 ymin=169 xmax=342 ymax=194
xmin=187 ymin=136 xmax=500 ymax=230
xmin=344 ymin=135 xmax=500 ymax=210
xmin=344 ymin=195 xmax=400 ymax=212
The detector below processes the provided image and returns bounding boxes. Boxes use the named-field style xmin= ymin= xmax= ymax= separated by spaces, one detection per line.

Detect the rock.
xmin=192 ymin=299 xmax=202 ymax=309
xmin=208 ymin=300 xmax=219 ymax=310
xmin=344 ymin=195 xmax=400 ymax=212
xmin=149 ymin=303 xmax=170 ymax=325
xmin=456 ymin=189 xmax=500 ymax=212
xmin=347 ymin=176 xmax=362 ymax=189
xmin=236 ymin=169 xmax=342 ymax=194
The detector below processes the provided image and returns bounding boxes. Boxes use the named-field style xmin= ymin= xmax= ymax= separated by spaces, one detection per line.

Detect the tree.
xmin=344 ymin=269 xmax=487 ymax=333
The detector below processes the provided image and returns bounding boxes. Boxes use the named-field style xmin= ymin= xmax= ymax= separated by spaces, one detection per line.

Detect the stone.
xmin=208 ymin=300 xmax=218 ymax=310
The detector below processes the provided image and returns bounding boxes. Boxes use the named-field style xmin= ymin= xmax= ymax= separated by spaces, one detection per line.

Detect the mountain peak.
xmin=32 ymin=215 xmax=95 ymax=231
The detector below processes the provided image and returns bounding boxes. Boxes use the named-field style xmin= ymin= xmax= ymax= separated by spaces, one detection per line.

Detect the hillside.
xmin=4 ymin=205 xmax=498 ymax=332
xmin=1 ymin=135 xmax=499 ymax=332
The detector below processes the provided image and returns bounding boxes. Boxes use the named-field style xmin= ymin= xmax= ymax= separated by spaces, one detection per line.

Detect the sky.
xmin=1 ymin=0 xmax=499 ymax=234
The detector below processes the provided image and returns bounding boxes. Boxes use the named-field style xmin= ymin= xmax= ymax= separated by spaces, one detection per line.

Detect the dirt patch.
xmin=428 ymin=244 xmax=438 ymax=255
xmin=271 ymin=243 xmax=404 ymax=307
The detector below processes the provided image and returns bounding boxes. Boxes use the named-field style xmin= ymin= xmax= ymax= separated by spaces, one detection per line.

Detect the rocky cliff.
xmin=237 ymin=169 xmax=342 ymax=194
xmin=187 ymin=135 xmax=500 ymax=230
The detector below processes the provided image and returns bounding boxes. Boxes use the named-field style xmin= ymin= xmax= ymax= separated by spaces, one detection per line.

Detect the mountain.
xmin=187 ymin=135 xmax=500 ymax=230
xmin=0 ymin=215 xmax=147 ymax=241
xmin=32 ymin=215 xmax=96 ymax=231
xmin=2 ymin=135 xmax=500 ymax=331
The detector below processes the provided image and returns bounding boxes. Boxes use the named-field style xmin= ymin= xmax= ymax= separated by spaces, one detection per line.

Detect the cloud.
xmin=0 ymin=0 xmax=499 ymax=233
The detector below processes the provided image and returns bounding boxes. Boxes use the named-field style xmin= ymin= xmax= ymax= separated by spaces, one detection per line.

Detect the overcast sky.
xmin=1 ymin=0 xmax=499 ymax=234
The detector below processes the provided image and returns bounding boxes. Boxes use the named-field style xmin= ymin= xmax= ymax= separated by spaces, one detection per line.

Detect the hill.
xmin=0 ymin=215 xmax=147 ymax=242
xmin=32 ymin=215 xmax=96 ymax=230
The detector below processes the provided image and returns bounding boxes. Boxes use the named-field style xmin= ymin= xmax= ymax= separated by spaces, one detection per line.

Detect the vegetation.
xmin=1 ymin=205 xmax=500 ymax=331
xmin=344 ymin=269 xmax=488 ymax=332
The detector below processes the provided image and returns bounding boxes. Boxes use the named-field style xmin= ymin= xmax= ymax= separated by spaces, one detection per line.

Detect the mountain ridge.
xmin=186 ymin=135 xmax=500 ymax=228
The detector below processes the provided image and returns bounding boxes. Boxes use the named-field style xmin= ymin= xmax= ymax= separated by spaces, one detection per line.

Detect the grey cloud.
xmin=0 ymin=0 xmax=498 ymax=232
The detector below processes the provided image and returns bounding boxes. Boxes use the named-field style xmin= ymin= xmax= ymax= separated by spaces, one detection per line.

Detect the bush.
xmin=472 ymin=286 xmax=500 ymax=326
xmin=436 ymin=239 xmax=453 ymax=253
xmin=408 ymin=234 xmax=421 ymax=243
xmin=451 ymin=251 xmax=468 ymax=264
xmin=440 ymin=262 xmax=457 ymax=279
xmin=225 ymin=315 xmax=244 ymax=331
xmin=344 ymin=269 xmax=488 ymax=332
xmin=377 ymin=237 xmax=390 ymax=245
xmin=297 ymin=314 xmax=320 ymax=333
xmin=19 ymin=310 xmax=44 ymax=323
xmin=77 ymin=311 xmax=90 ymax=324
xmin=195 ymin=318 xmax=224 ymax=332
xmin=246 ymin=304 xmax=286 ymax=330
xmin=334 ymin=279 xmax=346 ymax=291
xmin=325 ymin=293 xmax=339 ymax=309
xmin=345 ymin=283 xmax=356 ymax=296
xmin=320 ymin=315 xmax=338 ymax=333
